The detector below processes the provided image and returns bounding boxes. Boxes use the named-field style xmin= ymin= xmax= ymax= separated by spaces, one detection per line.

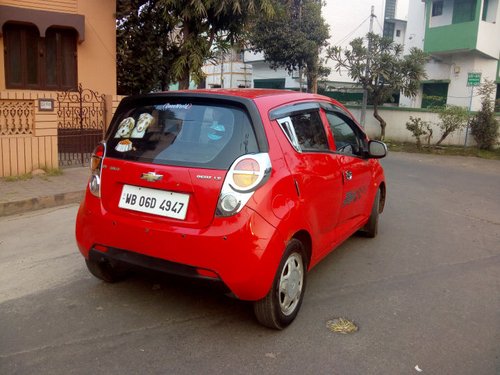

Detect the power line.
xmin=334 ymin=15 xmax=371 ymax=46
xmin=375 ymin=17 xmax=384 ymax=33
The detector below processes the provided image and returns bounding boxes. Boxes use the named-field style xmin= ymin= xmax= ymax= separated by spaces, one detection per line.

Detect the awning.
xmin=0 ymin=5 xmax=85 ymax=42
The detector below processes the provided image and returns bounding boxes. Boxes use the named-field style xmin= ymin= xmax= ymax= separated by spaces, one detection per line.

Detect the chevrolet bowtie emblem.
xmin=140 ymin=172 xmax=163 ymax=182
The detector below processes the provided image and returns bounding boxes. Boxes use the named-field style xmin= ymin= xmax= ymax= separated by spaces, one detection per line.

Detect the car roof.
xmin=118 ymin=89 xmax=352 ymax=121
xmin=166 ymin=88 xmax=326 ymax=101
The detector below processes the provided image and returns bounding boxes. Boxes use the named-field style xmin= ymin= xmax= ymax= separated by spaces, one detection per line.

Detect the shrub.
xmin=470 ymin=80 xmax=499 ymax=150
xmin=406 ymin=116 xmax=429 ymax=149
xmin=435 ymin=105 xmax=469 ymax=146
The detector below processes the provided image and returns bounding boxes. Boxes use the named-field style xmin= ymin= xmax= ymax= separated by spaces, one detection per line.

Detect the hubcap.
xmin=278 ymin=253 xmax=304 ymax=316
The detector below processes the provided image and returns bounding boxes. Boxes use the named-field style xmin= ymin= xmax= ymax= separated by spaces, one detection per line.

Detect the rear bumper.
xmin=76 ymin=191 xmax=286 ymax=300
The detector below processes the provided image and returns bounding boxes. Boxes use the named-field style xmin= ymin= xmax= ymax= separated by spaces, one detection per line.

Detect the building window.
xmin=422 ymin=83 xmax=449 ymax=108
xmin=4 ymin=23 xmax=77 ymax=90
xmin=432 ymin=1 xmax=444 ymax=16
xmin=482 ymin=0 xmax=498 ymax=22
xmin=396 ymin=29 xmax=401 ymax=37
xmin=254 ymin=78 xmax=286 ymax=89
xmin=452 ymin=0 xmax=477 ymax=23
xmin=383 ymin=21 xmax=395 ymax=40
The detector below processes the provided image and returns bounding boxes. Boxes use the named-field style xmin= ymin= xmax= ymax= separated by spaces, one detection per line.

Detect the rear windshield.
xmin=106 ymin=100 xmax=259 ymax=169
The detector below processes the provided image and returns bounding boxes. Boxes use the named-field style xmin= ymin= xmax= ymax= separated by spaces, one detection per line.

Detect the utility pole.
xmin=220 ymin=50 xmax=224 ymax=88
xmin=360 ymin=5 xmax=375 ymax=128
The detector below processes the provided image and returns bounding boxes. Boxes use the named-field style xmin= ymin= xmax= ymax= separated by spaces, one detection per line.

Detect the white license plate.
xmin=119 ymin=185 xmax=189 ymax=220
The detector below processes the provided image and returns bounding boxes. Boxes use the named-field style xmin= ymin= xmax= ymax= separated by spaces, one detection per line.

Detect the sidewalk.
xmin=0 ymin=167 xmax=90 ymax=217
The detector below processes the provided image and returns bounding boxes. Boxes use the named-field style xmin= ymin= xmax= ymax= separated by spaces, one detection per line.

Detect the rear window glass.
xmin=106 ymin=101 xmax=259 ymax=169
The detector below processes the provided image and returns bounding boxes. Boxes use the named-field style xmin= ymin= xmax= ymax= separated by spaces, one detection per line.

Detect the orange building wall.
xmin=77 ymin=0 xmax=117 ymax=95
xmin=0 ymin=0 xmax=117 ymax=95
xmin=0 ymin=0 xmax=117 ymax=176
xmin=0 ymin=38 xmax=4 ymax=90
xmin=0 ymin=0 xmax=78 ymax=13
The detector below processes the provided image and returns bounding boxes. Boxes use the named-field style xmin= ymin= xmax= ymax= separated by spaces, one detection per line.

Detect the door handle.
xmin=344 ymin=170 xmax=353 ymax=181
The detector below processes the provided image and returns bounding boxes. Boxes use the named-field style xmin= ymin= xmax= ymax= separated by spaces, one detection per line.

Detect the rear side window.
xmin=277 ymin=110 xmax=329 ymax=152
xmin=106 ymin=101 xmax=259 ymax=169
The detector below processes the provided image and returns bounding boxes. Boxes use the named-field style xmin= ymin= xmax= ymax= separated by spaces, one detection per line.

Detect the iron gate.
xmin=57 ymin=84 xmax=106 ymax=167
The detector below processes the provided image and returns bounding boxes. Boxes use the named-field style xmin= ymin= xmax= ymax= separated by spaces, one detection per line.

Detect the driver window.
xmin=325 ymin=112 xmax=362 ymax=156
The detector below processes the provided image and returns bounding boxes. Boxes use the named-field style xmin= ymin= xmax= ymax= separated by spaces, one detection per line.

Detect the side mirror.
xmin=367 ymin=140 xmax=387 ymax=159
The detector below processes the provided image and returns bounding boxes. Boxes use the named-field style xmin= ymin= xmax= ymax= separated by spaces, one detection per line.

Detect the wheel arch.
xmin=291 ymin=230 xmax=312 ymax=270
xmin=378 ymin=181 xmax=386 ymax=214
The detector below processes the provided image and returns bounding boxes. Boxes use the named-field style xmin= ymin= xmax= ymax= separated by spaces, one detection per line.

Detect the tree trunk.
xmin=178 ymin=76 xmax=190 ymax=90
xmin=178 ymin=22 xmax=191 ymax=90
xmin=435 ymin=131 xmax=450 ymax=146
xmin=306 ymin=70 xmax=318 ymax=94
xmin=306 ymin=52 xmax=319 ymax=94
xmin=372 ymin=104 xmax=386 ymax=140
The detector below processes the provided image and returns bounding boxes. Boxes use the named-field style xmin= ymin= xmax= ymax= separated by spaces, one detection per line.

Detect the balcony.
xmin=423 ymin=0 xmax=499 ymax=58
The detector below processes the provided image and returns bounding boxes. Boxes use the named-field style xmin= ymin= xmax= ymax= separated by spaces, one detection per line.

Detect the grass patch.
xmin=42 ymin=167 xmax=63 ymax=176
xmin=326 ymin=318 xmax=359 ymax=334
xmin=385 ymin=140 xmax=500 ymax=160
xmin=3 ymin=173 xmax=33 ymax=182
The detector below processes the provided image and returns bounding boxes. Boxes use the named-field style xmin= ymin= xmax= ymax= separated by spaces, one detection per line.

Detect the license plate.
xmin=119 ymin=185 xmax=189 ymax=220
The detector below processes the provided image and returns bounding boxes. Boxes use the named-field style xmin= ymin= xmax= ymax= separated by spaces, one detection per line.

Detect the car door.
xmin=273 ymin=104 xmax=343 ymax=258
xmin=324 ymin=109 xmax=373 ymax=233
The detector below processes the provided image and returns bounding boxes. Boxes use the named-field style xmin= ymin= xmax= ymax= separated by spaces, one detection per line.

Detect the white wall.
xmin=347 ymin=106 xmax=500 ymax=146
xmin=392 ymin=19 xmax=407 ymax=45
xmin=202 ymin=62 xmax=252 ymax=88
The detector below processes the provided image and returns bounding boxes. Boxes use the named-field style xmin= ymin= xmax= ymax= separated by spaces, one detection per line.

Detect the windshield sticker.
xmin=155 ymin=103 xmax=192 ymax=111
xmin=131 ymin=113 xmax=155 ymax=138
xmin=115 ymin=117 xmax=135 ymax=138
xmin=115 ymin=139 xmax=133 ymax=152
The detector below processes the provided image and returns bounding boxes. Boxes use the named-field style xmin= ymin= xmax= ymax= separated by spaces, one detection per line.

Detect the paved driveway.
xmin=1 ymin=152 xmax=499 ymax=374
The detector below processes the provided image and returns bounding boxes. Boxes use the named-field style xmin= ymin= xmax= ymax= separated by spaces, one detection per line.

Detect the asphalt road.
xmin=1 ymin=152 xmax=499 ymax=375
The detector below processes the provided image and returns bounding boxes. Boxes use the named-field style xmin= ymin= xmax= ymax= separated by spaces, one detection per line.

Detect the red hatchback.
xmin=76 ymin=89 xmax=387 ymax=329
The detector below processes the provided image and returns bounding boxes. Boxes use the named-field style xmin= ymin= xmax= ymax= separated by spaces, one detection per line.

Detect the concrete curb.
xmin=0 ymin=191 xmax=84 ymax=217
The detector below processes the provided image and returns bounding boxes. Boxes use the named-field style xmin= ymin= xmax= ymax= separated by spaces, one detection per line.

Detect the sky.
xmin=322 ymin=0 xmax=410 ymax=81
xmin=324 ymin=0 xmax=410 ymax=48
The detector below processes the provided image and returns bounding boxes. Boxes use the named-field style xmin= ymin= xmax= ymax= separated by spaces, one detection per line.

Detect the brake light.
xmin=91 ymin=144 xmax=104 ymax=172
xmin=232 ymin=158 xmax=260 ymax=189
xmin=217 ymin=153 xmax=271 ymax=217
xmin=89 ymin=143 xmax=106 ymax=198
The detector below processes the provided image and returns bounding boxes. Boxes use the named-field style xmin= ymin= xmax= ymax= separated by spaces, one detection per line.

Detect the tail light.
xmin=89 ymin=143 xmax=106 ymax=198
xmin=217 ymin=153 xmax=271 ymax=217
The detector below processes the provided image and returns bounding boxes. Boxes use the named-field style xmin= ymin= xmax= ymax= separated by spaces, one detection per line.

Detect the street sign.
xmin=467 ymin=72 xmax=481 ymax=86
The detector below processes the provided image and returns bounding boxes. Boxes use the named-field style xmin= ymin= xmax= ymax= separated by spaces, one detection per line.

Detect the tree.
xmin=117 ymin=0 xmax=179 ymax=94
xmin=435 ymin=105 xmax=468 ymax=146
xmin=159 ymin=0 xmax=276 ymax=89
xmin=116 ymin=0 xmax=275 ymax=93
xmin=470 ymin=80 xmax=499 ymax=150
xmin=248 ymin=0 xmax=330 ymax=93
xmin=327 ymin=33 xmax=427 ymax=139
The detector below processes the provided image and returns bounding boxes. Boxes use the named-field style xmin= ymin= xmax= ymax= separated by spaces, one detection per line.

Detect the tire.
xmin=85 ymin=258 xmax=130 ymax=283
xmin=362 ymin=188 xmax=380 ymax=238
xmin=253 ymin=239 xmax=307 ymax=330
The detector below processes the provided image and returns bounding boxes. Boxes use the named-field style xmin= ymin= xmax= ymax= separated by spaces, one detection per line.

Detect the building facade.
xmin=400 ymin=0 xmax=500 ymax=110
xmin=202 ymin=49 xmax=252 ymax=89
xmin=0 ymin=0 xmax=118 ymax=177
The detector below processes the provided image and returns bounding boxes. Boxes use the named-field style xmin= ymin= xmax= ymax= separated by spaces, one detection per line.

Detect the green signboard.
xmin=467 ymin=72 xmax=481 ymax=87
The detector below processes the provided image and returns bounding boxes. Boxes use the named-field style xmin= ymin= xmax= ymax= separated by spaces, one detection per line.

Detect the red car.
xmin=76 ymin=89 xmax=387 ymax=329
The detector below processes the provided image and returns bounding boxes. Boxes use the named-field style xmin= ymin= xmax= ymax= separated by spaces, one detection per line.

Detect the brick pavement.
xmin=0 ymin=167 xmax=89 ymax=216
